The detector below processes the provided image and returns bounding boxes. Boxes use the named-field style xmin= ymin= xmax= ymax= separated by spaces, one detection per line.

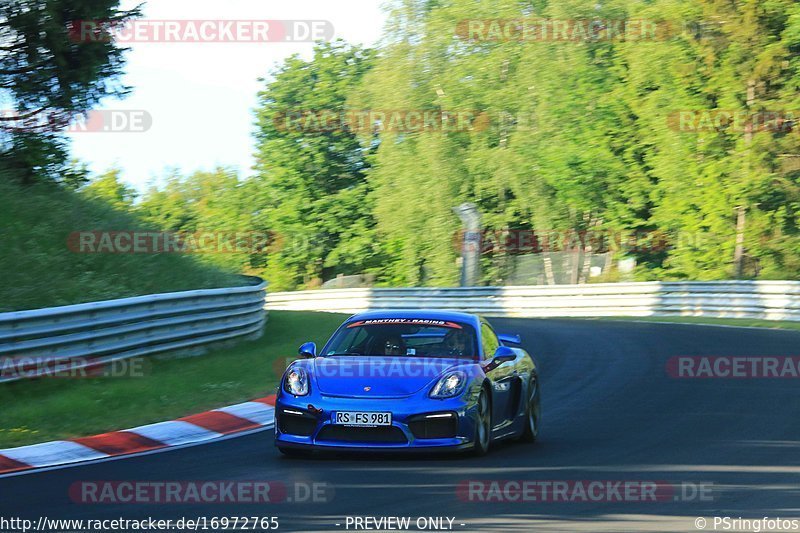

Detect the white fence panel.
xmin=265 ymin=281 xmax=800 ymax=321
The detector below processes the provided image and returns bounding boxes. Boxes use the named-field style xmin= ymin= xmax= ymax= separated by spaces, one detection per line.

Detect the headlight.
xmin=284 ymin=367 xmax=309 ymax=396
xmin=430 ymin=371 xmax=467 ymax=399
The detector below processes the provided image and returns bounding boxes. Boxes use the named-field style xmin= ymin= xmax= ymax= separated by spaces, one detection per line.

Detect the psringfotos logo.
xmin=703 ymin=517 xmax=800 ymax=532
xmin=68 ymin=20 xmax=334 ymax=43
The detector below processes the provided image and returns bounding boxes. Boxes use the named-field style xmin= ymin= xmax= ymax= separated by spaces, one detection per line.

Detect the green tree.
xmin=357 ymin=0 xmax=800 ymax=283
xmin=137 ymin=168 xmax=261 ymax=274
xmin=0 ymin=0 xmax=138 ymax=184
xmin=251 ymin=41 xmax=380 ymax=290
xmin=80 ymin=167 xmax=135 ymax=210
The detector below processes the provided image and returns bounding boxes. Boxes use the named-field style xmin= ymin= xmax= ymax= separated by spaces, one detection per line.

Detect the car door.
xmin=481 ymin=320 xmax=517 ymax=427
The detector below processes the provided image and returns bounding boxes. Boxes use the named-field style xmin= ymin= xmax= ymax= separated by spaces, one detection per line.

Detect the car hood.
xmin=311 ymin=356 xmax=467 ymax=398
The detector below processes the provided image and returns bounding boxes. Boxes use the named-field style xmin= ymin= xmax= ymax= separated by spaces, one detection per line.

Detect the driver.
xmin=444 ymin=329 xmax=469 ymax=356
xmin=383 ymin=334 xmax=407 ymax=356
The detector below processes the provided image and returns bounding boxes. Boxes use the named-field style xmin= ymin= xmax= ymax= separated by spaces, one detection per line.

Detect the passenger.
xmin=444 ymin=329 xmax=469 ymax=357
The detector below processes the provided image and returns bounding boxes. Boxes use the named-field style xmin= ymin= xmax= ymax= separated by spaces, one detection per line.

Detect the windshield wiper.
xmin=327 ymin=352 xmax=363 ymax=356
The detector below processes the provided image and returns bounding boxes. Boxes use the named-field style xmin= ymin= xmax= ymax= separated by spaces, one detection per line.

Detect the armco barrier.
xmin=265 ymin=281 xmax=800 ymax=321
xmin=0 ymin=277 xmax=267 ymax=383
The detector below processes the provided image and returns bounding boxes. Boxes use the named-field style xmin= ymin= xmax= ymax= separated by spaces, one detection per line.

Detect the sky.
xmin=67 ymin=0 xmax=388 ymax=193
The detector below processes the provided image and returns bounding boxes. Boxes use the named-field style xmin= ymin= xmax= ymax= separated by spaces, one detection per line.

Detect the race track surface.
xmin=2 ymin=319 xmax=799 ymax=532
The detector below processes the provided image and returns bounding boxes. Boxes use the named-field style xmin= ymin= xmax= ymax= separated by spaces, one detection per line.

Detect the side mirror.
xmin=298 ymin=342 xmax=317 ymax=358
xmin=484 ymin=346 xmax=516 ymax=372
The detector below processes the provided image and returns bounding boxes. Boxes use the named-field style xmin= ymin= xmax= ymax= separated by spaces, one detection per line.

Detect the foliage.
xmin=0 ymin=174 xmax=240 ymax=312
xmin=249 ymin=41 xmax=384 ymax=289
xmin=168 ymin=2 xmax=800 ymax=287
xmin=79 ymin=167 xmax=135 ymax=210
xmin=143 ymin=0 xmax=800 ymax=289
xmin=0 ymin=0 xmax=138 ymax=184
xmin=136 ymin=167 xmax=264 ymax=274
xmin=10 ymin=0 xmax=800 ymax=290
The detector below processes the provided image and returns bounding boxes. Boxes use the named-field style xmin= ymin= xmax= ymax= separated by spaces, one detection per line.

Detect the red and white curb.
xmin=0 ymin=395 xmax=276 ymax=476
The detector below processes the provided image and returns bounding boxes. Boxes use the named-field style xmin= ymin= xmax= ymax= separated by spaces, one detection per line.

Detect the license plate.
xmin=333 ymin=411 xmax=392 ymax=426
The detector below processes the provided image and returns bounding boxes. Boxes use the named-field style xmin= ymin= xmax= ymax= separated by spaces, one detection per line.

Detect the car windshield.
xmin=324 ymin=318 xmax=478 ymax=359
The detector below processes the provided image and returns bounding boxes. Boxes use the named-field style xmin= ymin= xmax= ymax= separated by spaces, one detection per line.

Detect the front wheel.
xmin=519 ymin=375 xmax=540 ymax=443
xmin=472 ymin=388 xmax=492 ymax=456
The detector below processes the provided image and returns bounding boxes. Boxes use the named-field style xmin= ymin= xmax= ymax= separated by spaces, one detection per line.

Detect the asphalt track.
xmin=2 ymin=319 xmax=799 ymax=532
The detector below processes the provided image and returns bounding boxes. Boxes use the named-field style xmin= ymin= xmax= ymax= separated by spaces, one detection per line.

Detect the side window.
xmin=480 ymin=322 xmax=500 ymax=360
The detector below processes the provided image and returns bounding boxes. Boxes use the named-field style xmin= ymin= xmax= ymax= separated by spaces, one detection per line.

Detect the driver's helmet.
xmin=444 ymin=328 xmax=469 ymax=356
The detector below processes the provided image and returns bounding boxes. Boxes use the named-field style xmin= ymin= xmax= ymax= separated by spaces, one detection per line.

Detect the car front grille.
xmin=317 ymin=425 xmax=408 ymax=444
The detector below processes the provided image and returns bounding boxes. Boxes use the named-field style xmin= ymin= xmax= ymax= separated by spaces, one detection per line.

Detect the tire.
xmin=277 ymin=447 xmax=310 ymax=458
xmin=519 ymin=374 xmax=540 ymax=443
xmin=472 ymin=387 xmax=492 ymax=456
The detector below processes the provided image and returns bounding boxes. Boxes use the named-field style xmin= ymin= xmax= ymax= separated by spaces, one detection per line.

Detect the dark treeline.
xmin=4 ymin=0 xmax=800 ymax=291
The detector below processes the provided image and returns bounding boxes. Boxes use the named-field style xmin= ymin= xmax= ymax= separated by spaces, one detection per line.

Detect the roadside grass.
xmin=0 ymin=311 xmax=348 ymax=449
xmin=584 ymin=316 xmax=800 ymax=331
xmin=0 ymin=180 xmax=240 ymax=312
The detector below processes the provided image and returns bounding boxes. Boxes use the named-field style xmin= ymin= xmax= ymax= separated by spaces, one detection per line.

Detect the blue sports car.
xmin=274 ymin=310 xmax=540 ymax=456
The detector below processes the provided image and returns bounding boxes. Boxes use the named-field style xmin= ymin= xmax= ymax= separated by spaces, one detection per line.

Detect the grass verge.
xmin=0 ymin=180 xmax=241 ymax=312
xmin=587 ymin=316 xmax=800 ymax=331
xmin=0 ymin=311 xmax=347 ymax=449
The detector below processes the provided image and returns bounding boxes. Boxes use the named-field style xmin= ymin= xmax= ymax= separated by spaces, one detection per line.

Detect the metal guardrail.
xmin=265 ymin=281 xmax=800 ymax=321
xmin=0 ymin=277 xmax=267 ymax=383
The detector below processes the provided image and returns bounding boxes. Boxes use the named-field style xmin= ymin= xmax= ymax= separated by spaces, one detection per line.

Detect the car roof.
xmin=347 ymin=309 xmax=481 ymax=327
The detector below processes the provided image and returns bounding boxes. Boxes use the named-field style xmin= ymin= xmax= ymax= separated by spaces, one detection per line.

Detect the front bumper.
xmin=274 ymin=391 xmax=477 ymax=451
